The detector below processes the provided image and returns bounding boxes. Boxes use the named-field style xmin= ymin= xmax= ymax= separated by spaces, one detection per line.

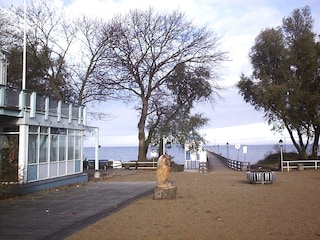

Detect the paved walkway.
xmin=0 ymin=181 xmax=155 ymax=240
xmin=0 ymin=152 xmax=231 ymax=240
xmin=206 ymin=151 xmax=233 ymax=172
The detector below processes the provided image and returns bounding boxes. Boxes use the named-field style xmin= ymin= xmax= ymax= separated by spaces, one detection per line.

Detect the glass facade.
xmin=27 ymin=126 xmax=83 ymax=182
xmin=0 ymin=85 xmax=87 ymax=185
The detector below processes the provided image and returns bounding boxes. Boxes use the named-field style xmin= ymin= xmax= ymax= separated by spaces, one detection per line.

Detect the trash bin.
xmin=297 ymin=163 xmax=304 ymax=171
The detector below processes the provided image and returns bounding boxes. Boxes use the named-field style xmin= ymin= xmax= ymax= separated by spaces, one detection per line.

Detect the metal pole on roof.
xmin=22 ymin=0 xmax=27 ymax=90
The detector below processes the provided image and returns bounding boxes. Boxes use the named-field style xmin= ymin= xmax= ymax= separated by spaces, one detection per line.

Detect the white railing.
xmin=184 ymin=160 xmax=199 ymax=170
xmin=282 ymin=160 xmax=320 ymax=172
xmin=0 ymin=85 xmax=85 ymax=123
xmin=227 ymin=159 xmax=250 ymax=171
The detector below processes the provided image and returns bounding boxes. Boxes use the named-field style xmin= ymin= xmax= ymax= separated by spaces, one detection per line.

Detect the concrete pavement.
xmin=0 ymin=152 xmax=231 ymax=240
xmin=0 ymin=181 xmax=155 ymax=240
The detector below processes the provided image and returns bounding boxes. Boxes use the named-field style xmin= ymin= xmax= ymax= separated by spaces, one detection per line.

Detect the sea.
xmin=83 ymin=144 xmax=298 ymax=165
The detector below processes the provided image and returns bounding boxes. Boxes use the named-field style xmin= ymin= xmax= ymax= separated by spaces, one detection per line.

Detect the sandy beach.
xmin=66 ymin=165 xmax=320 ymax=240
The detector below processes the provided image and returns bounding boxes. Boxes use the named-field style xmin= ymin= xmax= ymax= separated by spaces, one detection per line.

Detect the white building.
xmin=0 ymin=50 xmax=97 ymax=194
xmin=184 ymin=140 xmax=207 ymax=171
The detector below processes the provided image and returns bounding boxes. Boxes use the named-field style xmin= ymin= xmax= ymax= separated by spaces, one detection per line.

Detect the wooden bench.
xmin=122 ymin=161 xmax=157 ymax=170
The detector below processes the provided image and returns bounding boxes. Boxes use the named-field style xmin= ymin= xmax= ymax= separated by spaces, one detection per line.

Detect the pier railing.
xmin=207 ymin=150 xmax=250 ymax=171
xmin=227 ymin=159 xmax=250 ymax=171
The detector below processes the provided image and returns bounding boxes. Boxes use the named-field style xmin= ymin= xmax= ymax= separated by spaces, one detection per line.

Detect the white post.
xmin=44 ymin=97 xmax=49 ymax=120
xmin=19 ymin=91 xmax=26 ymax=110
xmin=0 ymin=51 xmax=8 ymax=85
xmin=280 ymin=146 xmax=283 ymax=172
xmin=78 ymin=106 xmax=82 ymax=125
xmin=18 ymin=125 xmax=28 ymax=183
xmin=83 ymin=106 xmax=87 ymax=126
xmin=0 ymin=86 xmax=5 ymax=106
xmin=184 ymin=143 xmax=188 ymax=170
xmin=94 ymin=127 xmax=100 ymax=178
xmin=162 ymin=136 xmax=166 ymax=155
xmin=57 ymin=100 xmax=61 ymax=122
xmin=30 ymin=92 xmax=36 ymax=118
xmin=68 ymin=104 xmax=72 ymax=123
xmin=226 ymin=142 xmax=229 ymax=159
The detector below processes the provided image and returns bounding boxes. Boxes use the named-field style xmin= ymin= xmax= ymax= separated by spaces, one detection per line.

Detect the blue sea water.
xmin=83 ymin=144 xmax=298 ymax=165
xmin=208 ymin=144 xmax=297 ymax=164
xmin=83 ymin=146 xmax=185 ymax=164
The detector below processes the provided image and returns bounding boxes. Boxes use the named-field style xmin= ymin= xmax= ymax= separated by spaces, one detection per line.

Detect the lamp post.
xmin=235 ymin=144 xmax=240 ymax=161
xmin=151 ymin=148 xmax=158 ymax=167
xmin=279 ymin=139 xmax=283 ymax=172
xmin=226 ymin=142 xmax=229 ymax=159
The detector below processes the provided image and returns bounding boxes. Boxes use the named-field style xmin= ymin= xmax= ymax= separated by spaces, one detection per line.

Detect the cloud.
xmin=4 ymin=0 xmax=318 ymax=147
xmin=84 ymin=134 xmax=138 ymax=147
xmin=195 ymin=86 xmax=265 ymax=127
xmin=86 ymin=101 xmax=138 ymax=136
xmin=75 ymin=0 xmax=319 ymax=147
xmin=200 ymin=122 xmax=287 ymax=146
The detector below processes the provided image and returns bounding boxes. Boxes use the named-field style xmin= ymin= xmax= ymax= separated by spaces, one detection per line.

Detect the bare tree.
xmin=100 ymin=8 xmax=227 ymax=161
xmin=2 ymin=0 xmax=112 ymax=108
xmin=70 ymin=16 xmax=112 ymax=105
xmin=3 ymin=0 xmax=77 ymax=100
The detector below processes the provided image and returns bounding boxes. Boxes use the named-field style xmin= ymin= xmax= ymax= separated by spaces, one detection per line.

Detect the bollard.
xmin=297 ymin=163 xmax=304 ymax=171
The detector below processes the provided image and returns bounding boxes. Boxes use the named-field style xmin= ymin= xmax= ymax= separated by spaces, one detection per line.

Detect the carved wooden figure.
xmin=156 ymin=154 xmax=171 ymax=188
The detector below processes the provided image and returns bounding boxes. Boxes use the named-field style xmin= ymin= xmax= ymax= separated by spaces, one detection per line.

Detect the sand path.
xmin=67 ymin=157 xmax=320 ymax=240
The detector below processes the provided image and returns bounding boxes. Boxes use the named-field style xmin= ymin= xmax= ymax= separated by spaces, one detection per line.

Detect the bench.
xmin=83 ymin=159 xmax=108 ymax=170
xmin=122 ymin=161 xmax=157 ymax=170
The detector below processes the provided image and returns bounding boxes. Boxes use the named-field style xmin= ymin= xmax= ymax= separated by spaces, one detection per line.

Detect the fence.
xmin=282 ymin=160 xmax=320 ymax=172
xmin=227 ymin=159 xmax=250 ymax=171
xmin=0 ymin=85 xmax=85 ymax=123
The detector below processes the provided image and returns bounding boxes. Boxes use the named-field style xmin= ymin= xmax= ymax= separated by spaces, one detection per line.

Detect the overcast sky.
xmin=2 ymin=0 xmax=320 ymax=147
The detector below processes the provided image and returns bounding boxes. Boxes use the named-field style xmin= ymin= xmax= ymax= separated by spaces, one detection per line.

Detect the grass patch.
xmin=252 ymin=152 xmax=300 ymax=170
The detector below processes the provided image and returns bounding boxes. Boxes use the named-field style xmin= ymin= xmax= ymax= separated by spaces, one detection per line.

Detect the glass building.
xmin=0 ymin=50 xmax=96 ymax=193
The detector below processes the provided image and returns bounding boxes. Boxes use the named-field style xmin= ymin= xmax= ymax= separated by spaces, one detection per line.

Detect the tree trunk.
xmin=158 ymin=138 xmax=164 ymax=156
xmin=137 ymin=100 xmax=148 ymax=162
xmin=311 ymin=125 xmax=320 ymax=159
xmin=286 ymin=125 xmax=308 ymax=159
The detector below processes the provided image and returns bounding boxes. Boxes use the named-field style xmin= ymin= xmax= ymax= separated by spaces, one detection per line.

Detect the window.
xmin=39 ymin=134 xmax=48 ymax=163
xmin=27 ymin=126 xmax=81 ymax=164
xmin=29 ymin=126 xmax=38 ymax=133
xmin=68 ymin=130 xmax=75 ymax=160
xmin=59 ymin=132 xmax=66 ymax=161
xmin=50 ymin=134 xmax=58 ymax=162
xmin=75 ymin=135 xmax=81 ymax=159
xmin=28 ymin=134 xmax=37 ymax=164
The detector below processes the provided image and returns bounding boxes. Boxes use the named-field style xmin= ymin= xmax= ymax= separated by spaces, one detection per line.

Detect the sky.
xmin=2 ymin=0 xmax=320 ymax=147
